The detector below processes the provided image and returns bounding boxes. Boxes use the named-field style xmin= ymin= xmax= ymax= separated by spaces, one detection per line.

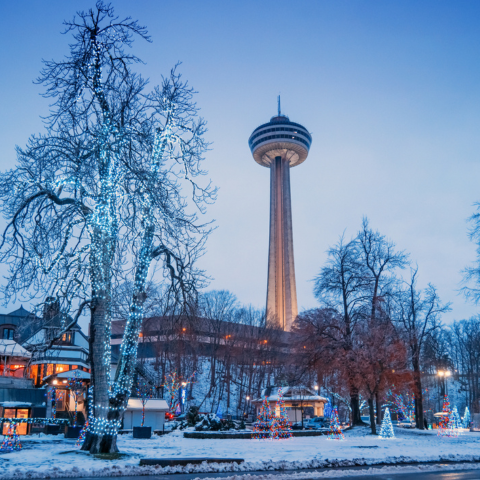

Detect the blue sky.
xmin=0 ymin=1 xmax=479 ymax=323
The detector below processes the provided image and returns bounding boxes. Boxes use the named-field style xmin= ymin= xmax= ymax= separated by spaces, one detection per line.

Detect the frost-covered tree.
xmin=0 ymin=3 xmax=214 ymax=453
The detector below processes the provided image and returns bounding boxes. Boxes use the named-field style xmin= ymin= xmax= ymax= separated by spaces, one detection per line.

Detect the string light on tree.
xmin=163 ymin=372 xmax=195 ymax=414
xmin=253 ymin=396 xmax=272 ymax=440
xmin=463 ymin=407 xmax=471 ymax=429
xmin=446 ymin=407 xmax=461 ymax=438
xmin=327 ymin=407 xmax=344 ymax=441
xmin=437 ymin=395 xmax=451 ymax=437
xmin=0 ymin=421 xmax=22 ymax=452
xmin=379 ymin=407 xmax=395 ymax=439
xmin=271 ymin=389 xmax=292 ymax=440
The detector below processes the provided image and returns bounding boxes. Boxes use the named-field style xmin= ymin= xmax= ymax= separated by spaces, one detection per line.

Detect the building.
xmin=252 ymin=386 xmax=327 ymax=423
xmin=248 ymin=99 xmax=312 ymax=331
xmin=0 ymin=304 xmax=90 ymax=429
xmin=22 ymin=315 xmax=90 ymax=388
xmin=123 ymin=398 xmax=169 ymax=431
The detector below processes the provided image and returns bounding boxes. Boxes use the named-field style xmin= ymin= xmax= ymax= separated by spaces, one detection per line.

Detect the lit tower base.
xmin=249 ymin=101 xmax=312 ymax=331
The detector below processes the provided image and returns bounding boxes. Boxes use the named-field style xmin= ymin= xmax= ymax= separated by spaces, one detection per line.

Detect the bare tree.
xmin=357 ymin=218 xmax=408 ymax=422
xmin=0 ymin=3 xmax=214 ymax=453
xmin=313 ymin=236 xmax=370 ymax=426
xmin=395 ymin=268 xmax=450 ymax=429
xmin=357 ymin=314 xmax=409 ymax=434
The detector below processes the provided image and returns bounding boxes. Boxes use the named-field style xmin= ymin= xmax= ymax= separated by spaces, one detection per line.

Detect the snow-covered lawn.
xmin=2 ymin=427 xmax=480 ymax=479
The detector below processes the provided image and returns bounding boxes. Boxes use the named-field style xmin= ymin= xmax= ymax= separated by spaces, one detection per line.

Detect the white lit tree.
xmin=0 ymin=3 xmax=214 ymax=454
xmin=379 ymin=407 xmax=395 ymax=439
xmin=463 ymin=406 xmax=471 ymax=429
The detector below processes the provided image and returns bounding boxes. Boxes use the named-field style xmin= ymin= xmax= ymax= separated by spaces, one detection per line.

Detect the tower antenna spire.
xmin=278 ymin=95 xmax=281 ymax=116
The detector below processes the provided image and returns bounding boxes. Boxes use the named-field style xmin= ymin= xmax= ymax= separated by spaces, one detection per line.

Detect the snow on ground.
xmin=2 ymin=427 xmax=480 ymax=479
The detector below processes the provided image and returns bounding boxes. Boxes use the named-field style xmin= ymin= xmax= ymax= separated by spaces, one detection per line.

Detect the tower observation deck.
xmin=248 ymin=101 xmax=312 ymax=331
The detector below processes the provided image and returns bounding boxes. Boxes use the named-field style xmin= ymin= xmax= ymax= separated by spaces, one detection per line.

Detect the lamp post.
xmin=245 ymin=396 xmax=250 ymax=420
xmin=313 ymin=385 xmax=319 ymax=418
xmin=437 ymin=370 xmax=451 ymax=409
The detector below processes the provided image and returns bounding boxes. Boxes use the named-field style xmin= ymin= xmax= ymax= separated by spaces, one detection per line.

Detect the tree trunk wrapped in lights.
xmin=0 ymin=3 xmax=214 ymax=454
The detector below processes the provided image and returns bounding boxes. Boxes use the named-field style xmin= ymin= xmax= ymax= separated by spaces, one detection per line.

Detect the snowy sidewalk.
xmin=1 ymin=427 xmax=480 ymax=479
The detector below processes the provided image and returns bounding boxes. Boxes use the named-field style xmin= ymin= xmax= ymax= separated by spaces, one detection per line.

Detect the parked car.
xmin=305 ymin=417 xmax=327 ymax=430
xmin=291 ymin=422 xmax=304 ymax=430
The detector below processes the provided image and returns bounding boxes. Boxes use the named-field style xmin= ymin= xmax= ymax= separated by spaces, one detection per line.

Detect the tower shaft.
xmin=266 ymin=155 xmax=298 ymax=331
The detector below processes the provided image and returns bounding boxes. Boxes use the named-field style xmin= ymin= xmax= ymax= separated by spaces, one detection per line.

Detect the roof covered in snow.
xmin=0 ymin=340 xmax=31 ymax=357
xmin=126 ymin=398 xmax=169 ymax=411
xmin=56 ymin=370 xmax=90 ymax=379
xmin=0 ymin=401 xmax=32 ymax=407
xmin=253 ymin=385 xmax=328 ymax=403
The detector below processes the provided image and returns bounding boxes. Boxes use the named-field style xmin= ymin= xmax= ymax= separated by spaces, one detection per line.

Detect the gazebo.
xmin=252 ymin=386 xmax=328 ymax=423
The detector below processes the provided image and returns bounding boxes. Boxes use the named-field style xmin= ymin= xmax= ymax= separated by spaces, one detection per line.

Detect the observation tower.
xmin=248 ymin=98 xmax=312 ymax=331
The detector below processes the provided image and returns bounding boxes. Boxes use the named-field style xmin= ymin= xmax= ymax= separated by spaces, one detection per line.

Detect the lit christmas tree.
xmin=327 ymin=407 xmax=344 ymax=440
xmin=0 ymin=421 xmax=22 ymax=452
xmin=463 ymin=407 xmax=471 ymax=429
xmin=437 ymin=395 xmax=451 ymax=437
xmin=449 ymin=406 xmax=462 ymax=430
xmin=446 ymin=407 xmax=460 ymax=438
xmin=272 ymin=388 xmax=292 ymax=439
xmin=379 ymin=407 xmax=395 ymax=439
xmin=253 ymin=396 xmax=272 ymax=440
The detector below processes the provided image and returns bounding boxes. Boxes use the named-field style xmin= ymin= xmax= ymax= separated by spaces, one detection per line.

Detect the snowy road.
xmin=48 ymin=464 xmax=480 ymax=480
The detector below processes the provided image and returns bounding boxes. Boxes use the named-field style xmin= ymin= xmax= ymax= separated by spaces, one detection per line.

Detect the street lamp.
xmin=437 ymin=370 xmax=451 ymax=398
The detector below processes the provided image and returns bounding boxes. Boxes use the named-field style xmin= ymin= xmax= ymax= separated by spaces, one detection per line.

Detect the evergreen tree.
xmin=446 ymin=407 xmax=460 ymax=437
xmin=463 ymin=407 xmax=471 ymax=429
xmin=253 ymin=396 xmax=272 ymax=440
xmin=449 ymin=406 xmax=462 ymax=430
xmin=327 ymin=407 xmax=344 ymax=440
xmin=379 ymin=407 xmax=395 ymax=439
xmin=272 ymin=388 xmax=292 ymax=439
